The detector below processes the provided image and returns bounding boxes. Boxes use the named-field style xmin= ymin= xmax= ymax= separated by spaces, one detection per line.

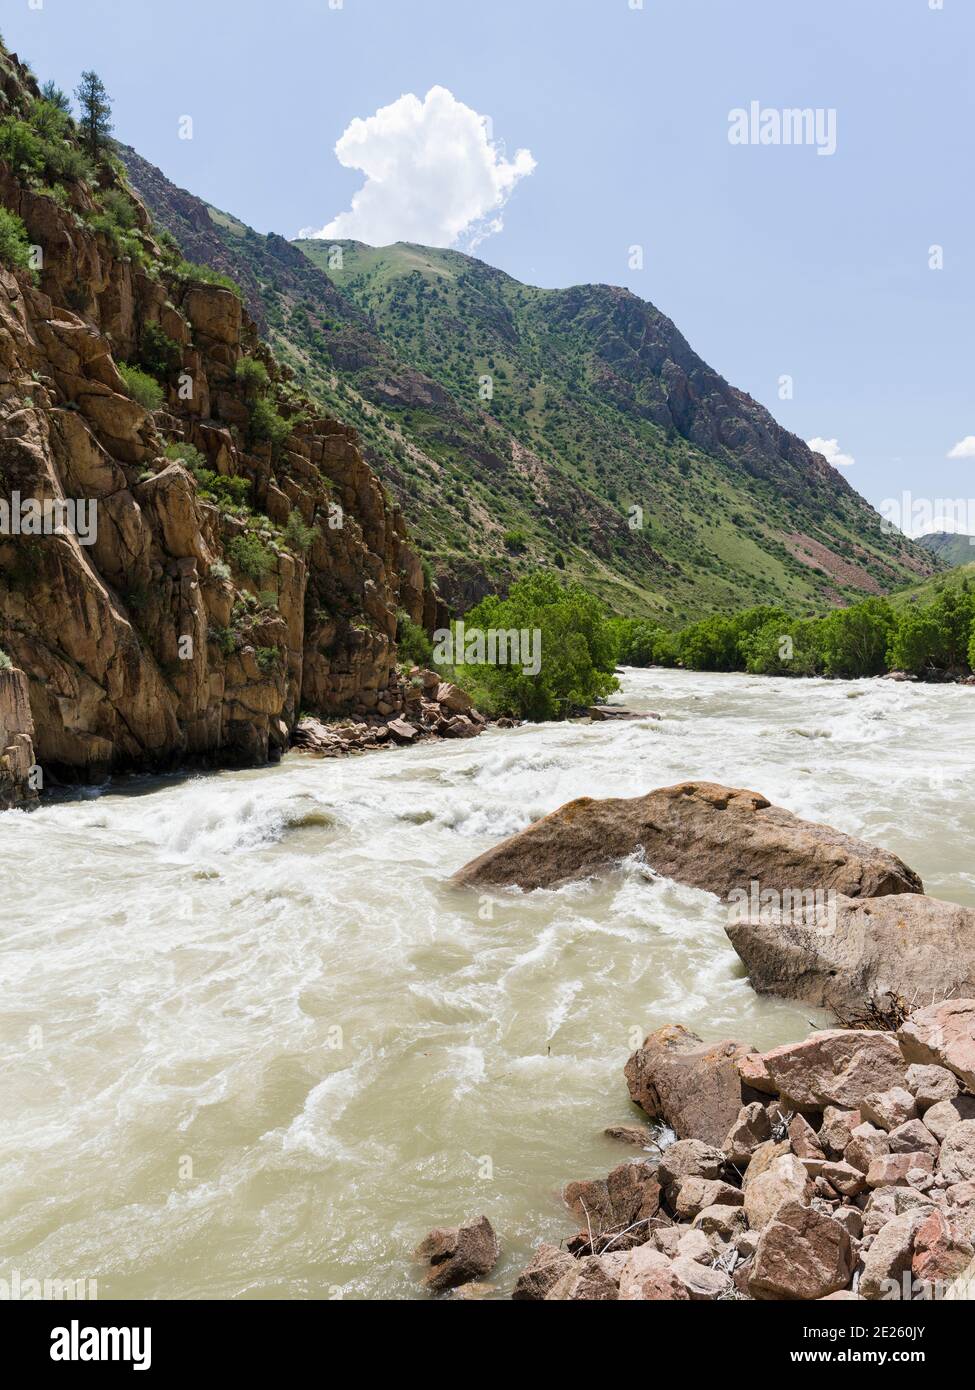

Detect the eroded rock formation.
xmin=0 ymin=50 xmax=444 ymax=785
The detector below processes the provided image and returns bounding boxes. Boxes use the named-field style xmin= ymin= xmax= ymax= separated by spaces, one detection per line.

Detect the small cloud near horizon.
xmin=807 ymin=436 xmax=855 ymax=469
xmin=298 ymin=86 xmax=535 ymax=251
xmin=947 ymin=436 xmax=975 ymax=459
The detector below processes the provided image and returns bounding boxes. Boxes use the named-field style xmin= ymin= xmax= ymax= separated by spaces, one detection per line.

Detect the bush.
xmin=164 ymin=441 xmax=207 ymax=471
xmin=0 ymin=648 xmax=12 ymax=670
xmin=236 ymin=355 xmax=269 ymax=395
xmin=227 ymin=533 xmax=275 ymax=583
xmin=138 ymin=322 xmax=182 ymax=381
xmin=0 ymin=118 xmax=45 ymax=178
xmin=117 ymin=363 xmax=164 ymax=411
xmin=174 ymin=259 xmax=242 ymax=298
xmin=0 ymin=206 xmax=31 ymax=271
xmin=209 ymin=560 xmax=231 ymax=581
xmin=452 ymin=571 xmax=619 ymax=721
xmin=248 ymin=394 xmax=291 ymax=451
xmin=503 ymin=528 xmax=528 ymax=554
xmin=887 ymin=586 xmax=975 ymax=675
xmin=100 ymin=188 xmax=138 ymax=229
xmin=396 ymin=611 xmax=434 ymax=668
xmin=255 ymin=647 xmax=280 ymax=673
xmin=283 ymin=510 xmax=318 ymax=554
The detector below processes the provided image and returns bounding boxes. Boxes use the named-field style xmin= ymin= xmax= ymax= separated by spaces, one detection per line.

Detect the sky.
xmin=5 ymin=0 xmax=972 ymax=532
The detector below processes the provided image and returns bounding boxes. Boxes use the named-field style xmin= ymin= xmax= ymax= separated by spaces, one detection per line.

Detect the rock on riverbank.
xmin=292 ymin=667 xmax=486 ymax=756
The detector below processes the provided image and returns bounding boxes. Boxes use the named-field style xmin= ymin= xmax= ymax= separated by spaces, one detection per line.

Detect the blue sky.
xmin=6 ymin=0 xmax=972 ymax=527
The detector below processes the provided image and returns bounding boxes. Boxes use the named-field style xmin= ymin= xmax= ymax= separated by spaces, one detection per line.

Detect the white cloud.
xmin=299 ymin=86 xmax=536 ymax=250
xmin=807 ymin=436 xmax=855 ymax=469
xmin=947 ymin=436 xmax=975 ymax=459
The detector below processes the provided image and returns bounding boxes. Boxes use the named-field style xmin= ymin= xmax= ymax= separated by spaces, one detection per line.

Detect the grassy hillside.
xmin=118 ymin=147 xmax=938 ymax=621
xmin=916 ymin=531 xmax=975 ymax=569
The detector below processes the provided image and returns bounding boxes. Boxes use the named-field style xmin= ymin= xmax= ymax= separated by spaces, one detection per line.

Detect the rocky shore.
xmin=292 ymin=666 xmax=490 ymax=756
xmin=413 ymin=1002 xmax=975 ymax=1301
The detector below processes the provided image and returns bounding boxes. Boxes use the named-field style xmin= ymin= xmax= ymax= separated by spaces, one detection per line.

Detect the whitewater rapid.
xmin=0 ymin=668 xmax=972 ymax=1299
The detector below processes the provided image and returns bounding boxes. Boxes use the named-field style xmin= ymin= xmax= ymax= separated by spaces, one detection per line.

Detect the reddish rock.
xmin=617 ymin=1245 xmax=690 ymax=1301
xmin=905 ymin=1063 xmax=960 ymax=1112
xmin=865 ymin=1152 xmax=935 ymax=1189
xmin=749 ymin=1201 xmax=854 ymax=1300
xmin=861 ymin=1086 xmax=917 ymax=1132
xmin=759 ymin=1030 xmax=906 ymax=1112
xmin=723 ymin=1101 xmax=772 ymax=1165
xmin=938 ymin=1120 xmax=975 ymax=1184
xmin=887 ymin=1118 xmax=939 ymax=1158
xmin=912 ymin=1208 xmax=974 ymax=1287
xmin=923 ymin=1095 xmax=975 ymax=1143
xmin=898 ymin=999 xmax=975 ymax=1092
xmin=819 ymin=1107 xmax=862 ymax=1159
xmin=860 ymin=1210 xmax=927 ymax=1300
xmin=512 ymin=1243 xmax=575 ymax=1300
xmin=414 ymin=1215 xmax=500 ymax=1292
xmin=624 ymin=1025 xmax=755 ymax=1147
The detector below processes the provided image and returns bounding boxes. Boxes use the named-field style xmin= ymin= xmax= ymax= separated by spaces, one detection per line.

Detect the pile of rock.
xmin=512 ymin=1000 xmax=975 ymax=1300
xmin=292 ymin=668 xmax=486 ymax=758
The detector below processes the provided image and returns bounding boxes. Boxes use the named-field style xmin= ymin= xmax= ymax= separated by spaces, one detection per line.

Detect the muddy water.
xmin=0 ymin=668 xmax=970 ymax=1299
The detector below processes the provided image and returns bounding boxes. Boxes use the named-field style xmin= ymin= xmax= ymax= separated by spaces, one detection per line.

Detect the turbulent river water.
xmin=1 ymin=667 xmax=972 ymax=1300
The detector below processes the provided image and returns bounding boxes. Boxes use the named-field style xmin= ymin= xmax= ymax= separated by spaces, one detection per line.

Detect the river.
xmin=1 ymin=667 xmax=972 ymax=1299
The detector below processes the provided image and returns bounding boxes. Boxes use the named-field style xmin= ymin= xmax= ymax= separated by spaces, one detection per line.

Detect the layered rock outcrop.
xmin=0 ymin=49 xmax=444 ymax=785
xmin=0 ymin=662 xmax=37 ymax=807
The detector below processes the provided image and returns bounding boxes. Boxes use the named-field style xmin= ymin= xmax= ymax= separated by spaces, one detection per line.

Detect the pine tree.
xmin=40 ymin=80 xmax=72 ymax=114
xmin=74 ymin=71 xmax=113 ymax=157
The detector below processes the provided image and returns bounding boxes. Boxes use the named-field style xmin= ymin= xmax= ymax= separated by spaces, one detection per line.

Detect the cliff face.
xmin=0 ymin=49 xmax=442 ymax=786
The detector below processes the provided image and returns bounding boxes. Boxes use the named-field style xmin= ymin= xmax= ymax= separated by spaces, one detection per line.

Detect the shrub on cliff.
xmin=0 ymin=648 xmax=12 ymax=670
xmin=247 ymin=394 xmax=291 ymax=452
xmin=236 ymin=355 xmax=270 ymax=396
xmin=227 ymin=533 xmax=275 ymax=584
xmin=283 ymin=510 xmax=318 ymax=554
xmin=0 ymin=207 xmax=31 ymax=271
xmin=396 ymin=611 xmax=434 ymax=668
xmin=452 ymin=572 xmax=619 ymax=721
xmin=138 ymin=322 xmax=182 ymax=381
xmin=118 ymin=363 xmax=164 ymax=412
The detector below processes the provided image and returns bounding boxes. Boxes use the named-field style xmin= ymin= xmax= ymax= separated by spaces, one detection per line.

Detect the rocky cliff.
xmin=0 ymin=46 xmax=443 ymax=792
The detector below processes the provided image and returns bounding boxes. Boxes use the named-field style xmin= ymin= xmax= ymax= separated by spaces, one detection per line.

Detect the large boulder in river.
xmin=451 ymin=782 xmax=922 ymax=898
xmin=625 ymin=1023 xmax=759 ymax=1147
xmin=725 ymin=895 xmax=975 ymax=1016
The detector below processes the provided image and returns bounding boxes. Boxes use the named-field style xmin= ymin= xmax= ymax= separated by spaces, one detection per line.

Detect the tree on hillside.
xmin=74 ymin=71 xmax=112 ymax=157
xmin=40 ymin=80 xmax=72 ymax=114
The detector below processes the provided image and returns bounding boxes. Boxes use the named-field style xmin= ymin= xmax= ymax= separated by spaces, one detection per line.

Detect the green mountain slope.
xmin=118 ymin=148 xmax=937 ymax=621
xmin=916 ymin=531 xmax=975 ymax=569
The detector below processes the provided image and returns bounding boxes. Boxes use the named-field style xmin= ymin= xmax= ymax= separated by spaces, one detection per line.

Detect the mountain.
xmin=916 ymin=531 xmax=975 ymax=569
xmin=0 ymin=44 xmax=440 ymax=787
xmin=118 ymin=150 xmax=937 ymax=621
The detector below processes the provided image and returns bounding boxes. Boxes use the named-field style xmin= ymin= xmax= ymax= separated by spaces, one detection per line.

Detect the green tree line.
xmin=608 ymin=580 xmax=975 ymax=680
